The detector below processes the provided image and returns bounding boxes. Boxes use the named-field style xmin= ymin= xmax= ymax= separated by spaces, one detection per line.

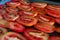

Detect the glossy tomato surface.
xmin=24 ymin=28 xmax=49 ymax=40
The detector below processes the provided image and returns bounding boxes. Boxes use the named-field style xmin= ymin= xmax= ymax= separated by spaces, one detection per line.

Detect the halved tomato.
xmin=1 ymin=32 xmax=26 ymax=40
xmin=6 ymin=2 xmax=20 ymax=8
xmin=18 ymin=3 xmax=33 ymax=11
xmin=24 ymin=28 xmax=49 ymax=40
xmin=55 ymin=27 xmax=60 ymax=33
xmin=31 ymin=2 xmax=47 ymax=9
xmin=49 ymin=36 xmax=60 ymax=40
xmin=0 ymin=27 xmax=7 ymax=36
xmin=3 ymin=12 xmax=19 ymax=21
xmin=16 ymin=16 xmax=38 ymax=27
xmin=45 ymin=5 xmax=60 ymax=18
xmin=34 ymin=22 xmax=55 ymax=33
xmin=7 ymin=22 xmax=25 ymax=32
xmin=55 ymin=18 xmax=60 ymax=24
xmin=19 ymin=10 xmax=38 ymax=17
xmin=37 ymin=13 xmax=55 ymax=25
xmin=6 ymin=7 xmax=19 ymax=14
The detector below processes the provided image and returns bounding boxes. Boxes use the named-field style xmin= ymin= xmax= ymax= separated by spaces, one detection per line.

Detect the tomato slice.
xmin=6 ymin=7 xmax=19 ymax=14
xmin=24 ymin=28 xmax=49 ymax=40
xmin=6 ymin=2 xmax=20 ymax=8
xmin=55 ymin=27 xmax=60 ymax=33
xmin=46 ymin=5 xmax=60 ymax=18
xmin=18 ymin=3 xmax=33 ymax=11
xmin=16 ymin=16 xmax=38 ymax=27
xmin=19 ymin=10 xmax=38 ymax=17
xmin=55 ymin=18 xmax=60 ymax=24
xmin=3 ymin=13 xmax=19 ymax=21
xmin=1 ymin=32 xmax=26 ymax=40
xmin=31 ymin=2 xmax=47 ymax=9
xmin=7 ymin=22 xmax=25 ymax=32
xmin=49 ymin=36 xmax=60 ymax=40
xmin=0 ymin=27 xmax=7 ymax=36
xmin=37 ymin=13 xmax=55 ymax=25
xmin=34 ymin=22 xmax=55 ymax=33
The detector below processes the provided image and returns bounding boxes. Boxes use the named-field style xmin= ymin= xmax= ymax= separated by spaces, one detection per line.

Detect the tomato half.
xmin=19 ymin=10 xmax=38 ymax=17
xmin=55 ymin=18 xmax=60 ymax=24
xmin=18 ymin=3 xmax=33 ymax=11
xmin=0 ymin=27 xmax=7 ymax=36
xmin=6 ymin=2 xmax=20 ymax=8
xmin=31 ymin=2 xmax=47 ymax=9
xmin=55 ymin=27 xmax=60 ymax=33
xmin=34 ymin=22 xmax=55 ymax=33
xmin=37 ymin=13 xmax=55 ymax=25
xmin=24 ymin=28 xmax=49 ymax=40
xmin=49 ymin=36 xmax=60 ymax=40
xmin=3 ymin=12 xmax=19 ymax=21
xmin=7 ymin=22 xmax=25 ymax=32
xmin=46 ymin=5 xmax=60 ymax=18
xmin=16 ymin=16 xmax=38 ymax=27
xmin=1 ymin=32 xmax=26 ymax=40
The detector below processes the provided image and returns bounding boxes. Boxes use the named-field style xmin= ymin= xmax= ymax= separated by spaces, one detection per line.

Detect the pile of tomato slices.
xmin=0 ymin=0 xmax=60 ymax=40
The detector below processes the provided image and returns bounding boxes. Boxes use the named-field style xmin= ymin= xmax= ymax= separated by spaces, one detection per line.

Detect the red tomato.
xmin=55 ymin=27 xmax=60 ymax=33
xmin=55 ymin=18 xmax=60 ymax=24
xmin=3 ymin=13 xmax=19 ymax=21
xmin=24 ymin=28 xmax=49 ymax=40
xmin=34 ymin=22 xmax=55 ymax=33
xmin=7 ymin=22 xmax=25 ymax=32
xmin=46 ymin=5 xmax=60 ymax=18
xmin=0 ymin=27 xmax=7 ymax=36
xmin=6 ymin=2 xmax=20 ymax=8
xmin=31 ymin=2 xmax=47 ymax=9
xmin=19 ymin=10 xmax=38 ymax=17
xmin=37 ymin=13 xmax=55 ymax=25
xmin=18 ymin=3 xmax=33 ymax=11
xmin=16 ymin=16 xmax=38 ymax=27
xmin=1 ymin=32 xmax=26 ymax=40
xmin=49 ymin=36 xmax=60 ymax=40
xmin=6 ymin=7 xmax=19 ymax=14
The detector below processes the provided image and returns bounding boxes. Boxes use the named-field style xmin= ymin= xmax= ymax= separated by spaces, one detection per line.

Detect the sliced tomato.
xmin=49 ymin=36 xmax=60 ymax=40
xmin=0 ymin=27 xmax=7 ymax=36
xmin=34 ymin=22 xmax=55 ymax=33
xmin=24 ymin=28 xmax=49 ymax=40
xmin=6 ymin=2 xmax=20 ymax=8
xmin=31 ymin=2 xmax=47 ymax=9
xmin=37 ymin=13 xmax=55 ymax=25
xmin=55 ymin=18 xmax=60 ymax=24
xmin=55 ymin=27 xmax=60 ymax=33
xmin=7 ymin=22 xmax=25 ymax=32
xmin=46 ymin=5 xmax=60 ymax=18
xmin=18 ymin=3 xmax=33 ymax=11
xmin=19 ymin=10 xmax=38 ymax=17
xmin=3 ymin=13 xmax=19 ymax=21
xmin=16 ymin=16 xmax=38 ymax=27
xmin=1 ymin=32 xmax=26 ymax=40
xmin=6 ymin=7 xmax=19 ymax=14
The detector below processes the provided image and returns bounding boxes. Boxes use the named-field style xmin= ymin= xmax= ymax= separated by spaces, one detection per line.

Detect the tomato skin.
xmin=37 ymin=13 xmax=55 ymax=25
xmin=0 ymin=27 xmax=7 ymax=36
xmin=16 ymin=16 xmax=38 ymax=27
xmin=7 ymin=22 xmax=25 ymax=33
xmin=34 ymin=22 xmax=55 ymax=33
xmin=55 ymin=18 xmax=60 ymax=24
xmin=46 ymin=5 xmax=60 ymax=18
xmin=1 ymin=32 xmax=27 ymax=40
xmin=49 ymin=36 xmax=60 ymax=40
xmin=55 ymin=27 xmax=60 ymax=33
xmin=6 ymin=2 xmax=20 ymax=8
xmin=24 ymin=28 xmax=49 ymax=40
